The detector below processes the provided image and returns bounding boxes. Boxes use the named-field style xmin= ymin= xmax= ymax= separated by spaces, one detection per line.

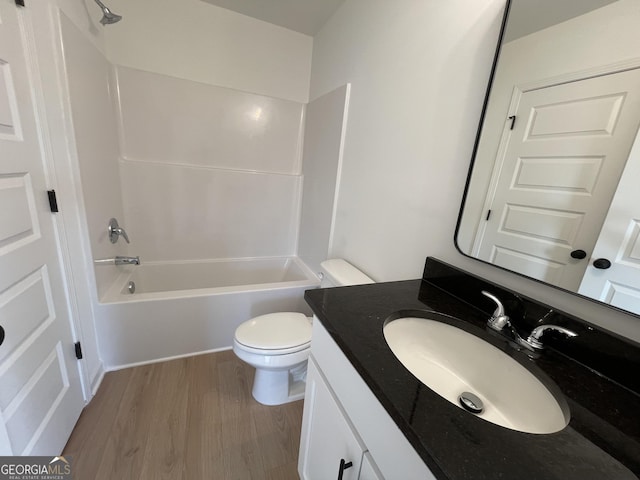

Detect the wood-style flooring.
xmin=63 ymin=350 xmax=302 ymax=479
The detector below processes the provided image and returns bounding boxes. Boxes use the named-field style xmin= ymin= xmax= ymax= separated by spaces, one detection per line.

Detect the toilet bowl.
xmin=233 ymin=312 xmax=312 ymax=405
xmin=233 ymin=259 xmax=373 ymax=405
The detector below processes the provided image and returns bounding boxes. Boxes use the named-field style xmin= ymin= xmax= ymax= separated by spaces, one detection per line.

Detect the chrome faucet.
xmin=114 ymin=256 xmax=140 ymax=265
xmin=481 ymin=291 xmax=577 ymax=351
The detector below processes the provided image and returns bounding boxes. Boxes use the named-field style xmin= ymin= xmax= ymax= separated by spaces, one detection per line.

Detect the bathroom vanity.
xmin=298 ymin=258 xmax=640 ymax=479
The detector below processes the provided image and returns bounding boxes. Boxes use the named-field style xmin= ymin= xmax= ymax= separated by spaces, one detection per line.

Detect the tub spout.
xmin=114 ymin=256 xmax=140 ymax=265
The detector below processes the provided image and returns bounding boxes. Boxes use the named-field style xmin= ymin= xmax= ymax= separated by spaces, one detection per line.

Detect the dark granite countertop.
xmin=304 ymin=259 xmax=640 ymax=480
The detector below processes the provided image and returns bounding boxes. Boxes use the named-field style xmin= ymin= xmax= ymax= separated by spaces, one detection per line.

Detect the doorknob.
xmin=0 ymin=325 xmax=5 ymax=346
xmin=593 ymin=258 xmax=612 ymax=269
xmin=570 ymin=249 xmax=587 ymax=259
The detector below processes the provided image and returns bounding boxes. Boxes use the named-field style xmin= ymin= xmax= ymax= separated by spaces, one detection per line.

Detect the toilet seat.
xmin=234 ymin=312 xmax=312 ymax=355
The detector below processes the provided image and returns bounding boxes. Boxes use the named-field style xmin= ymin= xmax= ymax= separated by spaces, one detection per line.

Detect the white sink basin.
xmin=383 ymin=315 xmax=569 ymax=434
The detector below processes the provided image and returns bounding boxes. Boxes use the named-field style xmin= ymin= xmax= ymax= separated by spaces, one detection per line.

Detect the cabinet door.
xmin=359 ymin=452 xmax=384 ymax=480
xmin=299 ymin=357 xmax=364 ymax=480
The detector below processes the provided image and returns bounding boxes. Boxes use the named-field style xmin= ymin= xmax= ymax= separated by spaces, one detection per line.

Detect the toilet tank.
xmin=319 ymin=259 xmax=374 ymax=287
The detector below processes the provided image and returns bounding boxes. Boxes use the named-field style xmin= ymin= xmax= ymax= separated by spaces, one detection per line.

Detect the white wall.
xmin=312 ymin=0 xmax=507 ymax=281
xmin=311 ymin=0 xmax=640 ymax=341
xmin=61 ymin=16 xmax=128 ymax=298
xmin=55 ymin=0 xmax=106 ymax=53
xmin=298 ymin=85 xmax=349 ymax=274
xmin=114 ymin=66 xmax=304 ymax=174
xmin=114 ymin=66 xmax=304 ymax=261
xmin=102 ymin=0 xmax=313 ymax=103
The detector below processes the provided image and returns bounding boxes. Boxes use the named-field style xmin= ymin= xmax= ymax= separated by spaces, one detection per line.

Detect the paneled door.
xmin=0 ymin=0 xmax=83 ymax=455
xmin=474 ymin=68 xmax=640 ymax=290
xmin=578 ymin=129 xmax=640 ymax=315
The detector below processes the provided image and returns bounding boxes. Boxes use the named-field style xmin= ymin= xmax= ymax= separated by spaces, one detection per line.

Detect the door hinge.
xmin=47 ymin=190 xmax=59 ymax=213
xmin=75 ymin=342 xmax=83 ymax=360
xmin=486 ymin=209 xmax=492 ymax=221
xmin=508 ymin=115 xmax=516 ymax=130
xmin=15 ymin=0 xmax=25 ymax=7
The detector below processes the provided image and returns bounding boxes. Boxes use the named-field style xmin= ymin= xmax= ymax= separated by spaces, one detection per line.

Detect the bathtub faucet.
xmin=114 ymin=256 xmax=140 ymax=265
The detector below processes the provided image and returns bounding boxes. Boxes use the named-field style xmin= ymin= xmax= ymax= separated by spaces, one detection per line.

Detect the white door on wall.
xmin=474 ymin=68 xmax=640 ymax=291
xmin=578 ymin=129 xmax=640 ymax=315
xmin=0 ymin=0 xmax=83 ymax=455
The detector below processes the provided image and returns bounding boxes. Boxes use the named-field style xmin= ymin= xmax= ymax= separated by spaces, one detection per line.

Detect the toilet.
xmin=233 ymin=259 xmax=374 ymax=405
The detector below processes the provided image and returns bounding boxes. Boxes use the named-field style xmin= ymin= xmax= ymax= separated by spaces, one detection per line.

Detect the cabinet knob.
xmin=337 ymin=458 xmax=353 ymax=480
xmin=0 ymin=325 xmax=4 ymax=346
xmin=593 ymin=258 xmax=612 ymax=270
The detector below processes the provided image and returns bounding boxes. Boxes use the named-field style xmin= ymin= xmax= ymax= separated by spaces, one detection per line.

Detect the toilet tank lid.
xmin=320 ymin=259 xmax=374 ymax=286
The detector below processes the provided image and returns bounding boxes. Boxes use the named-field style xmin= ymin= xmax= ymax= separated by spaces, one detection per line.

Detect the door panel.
xmin=0 ymin=0 xmax=83 ymax=455
xmin=526 ymin=93 xmax=624 ymax=138
xmin=513 ymin=156 xmax=603 ymax=194
xmin=0 ymin=59 xmax=23 ymax=139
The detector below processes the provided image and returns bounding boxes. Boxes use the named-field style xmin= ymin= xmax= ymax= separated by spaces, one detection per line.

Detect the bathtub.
xmin=95 ymin=257 xmax=320 ymax=370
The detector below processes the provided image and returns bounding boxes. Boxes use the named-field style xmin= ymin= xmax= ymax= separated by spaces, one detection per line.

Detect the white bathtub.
xmin=95 ymin=257 xmax=320 ymax=369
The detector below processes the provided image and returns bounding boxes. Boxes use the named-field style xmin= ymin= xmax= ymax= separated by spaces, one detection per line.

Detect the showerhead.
xmin=100 ymin=10 xmax=122 ymax=25
xmin=94 ymin=0 xmax=122 ymax=25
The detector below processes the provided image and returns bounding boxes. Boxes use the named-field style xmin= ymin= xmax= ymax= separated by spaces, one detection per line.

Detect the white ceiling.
xmin=504 ymin=0 xmax=618 ymax=42
xmin=200 ymin=0 xmax=346 ymax=36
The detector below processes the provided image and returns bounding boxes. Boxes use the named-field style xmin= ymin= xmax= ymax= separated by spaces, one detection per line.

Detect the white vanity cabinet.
xmin=298 ymin=358 xmax=377 ymax=479
xmin=298 ymin=319 xmax=436 ymax=480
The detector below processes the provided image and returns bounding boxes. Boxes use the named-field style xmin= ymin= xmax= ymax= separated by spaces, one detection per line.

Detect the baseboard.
xmin=90 ymin=365 xmax=106 ymax=398
xmin=104 ymin=346 xmax=233 ymax=372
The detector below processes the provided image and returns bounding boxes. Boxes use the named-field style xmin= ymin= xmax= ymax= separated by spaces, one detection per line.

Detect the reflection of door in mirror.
xmin=456 ymin=0 xmax=640 ymax=318
xmin=579 ymin=129 xmax=640 ymax=314
xmin=473 ymin=68 xmax=640 ymax=291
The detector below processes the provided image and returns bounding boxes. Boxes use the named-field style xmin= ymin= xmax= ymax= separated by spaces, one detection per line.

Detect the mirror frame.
xmin=453 ymin=0 xmax=640 ymax=320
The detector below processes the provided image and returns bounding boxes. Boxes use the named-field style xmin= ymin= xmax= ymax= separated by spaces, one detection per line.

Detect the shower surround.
xmin=114 ymin=66 xmax=306 ymax=263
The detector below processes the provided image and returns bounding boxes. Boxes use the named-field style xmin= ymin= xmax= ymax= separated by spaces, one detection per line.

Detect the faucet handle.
xmin=481 ymin=290 xmax=505 ymax=318
xmin=526 ymin=325 xmax=577 ymax=350
xmin=108 ymin=218 xmax=130 ymax=244
xmin=116 ymin=227 xmax=130 ymax=243
xmin=481 ymin=290 xmax=511 ymax=331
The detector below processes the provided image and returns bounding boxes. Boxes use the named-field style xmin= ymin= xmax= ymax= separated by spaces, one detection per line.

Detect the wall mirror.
xmin=456 ymin=0 xmax=640 ymax=316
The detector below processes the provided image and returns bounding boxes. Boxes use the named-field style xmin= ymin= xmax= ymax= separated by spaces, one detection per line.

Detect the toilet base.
xmin=252 ymin=362 xmax=307 ymax=406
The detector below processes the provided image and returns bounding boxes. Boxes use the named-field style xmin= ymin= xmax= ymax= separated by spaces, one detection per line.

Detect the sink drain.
xmin=458 ymin=392 xmax=484 ymax=414
xmin=127 ymin=281 xmax=136 ymax=294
